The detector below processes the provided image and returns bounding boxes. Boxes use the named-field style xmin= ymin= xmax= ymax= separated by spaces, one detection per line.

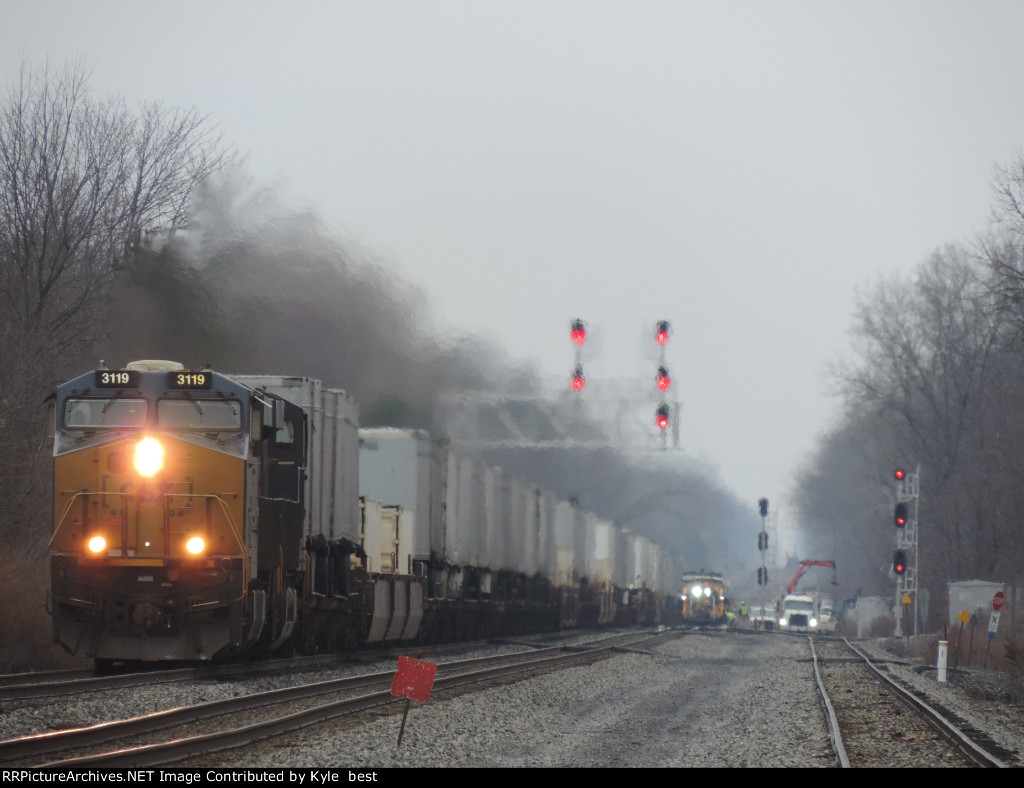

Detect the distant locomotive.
xmin=47 ymin=361 xmax=687 ymax=666
xmin=680 ymin=572 xmax=727 ymax=624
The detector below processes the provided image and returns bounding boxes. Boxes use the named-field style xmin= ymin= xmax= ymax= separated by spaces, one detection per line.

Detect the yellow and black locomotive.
xmin=48 ymin=360 xmax=316 ymax=665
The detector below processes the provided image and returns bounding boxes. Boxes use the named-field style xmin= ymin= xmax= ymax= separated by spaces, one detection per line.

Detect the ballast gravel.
xmin=4 ymin=631 xmax=1022 ymax=768
xmin=199 ymin=632 xmax=834 ymax=768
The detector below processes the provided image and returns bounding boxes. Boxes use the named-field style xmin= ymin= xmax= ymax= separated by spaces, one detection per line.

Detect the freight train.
xmin=46 ymin=361 xmax=687 ymax=666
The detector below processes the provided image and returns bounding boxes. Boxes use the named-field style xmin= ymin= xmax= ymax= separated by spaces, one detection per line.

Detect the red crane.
xmin=786 ymin=560 xmax=837 ymax=594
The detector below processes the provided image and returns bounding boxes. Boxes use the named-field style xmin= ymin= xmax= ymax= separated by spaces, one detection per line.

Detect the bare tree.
xmin=0 ymin=58 xmax=230 ymax=368
xmin=791 ymin=404 xmax=899 ymax=599
xmin=0 ymin=58 xmax=231 ymax=562
xmin=979 ymin=153 xmax=1024 ymax=336
xmin=839 ymin=247 xmax=1002 ymax=486
xmin=826 ymin=247 xmax=1009 ymax=606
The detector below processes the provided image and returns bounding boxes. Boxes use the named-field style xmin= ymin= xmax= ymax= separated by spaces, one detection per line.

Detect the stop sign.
xmin=993 ymin=591 xmax=1006 ymax=612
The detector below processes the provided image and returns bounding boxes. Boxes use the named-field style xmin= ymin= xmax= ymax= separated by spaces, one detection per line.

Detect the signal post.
xmin=892 ymin=466 xmax=920 ymax=637
xmin=757 ymin=497 xmax=770 ymax=628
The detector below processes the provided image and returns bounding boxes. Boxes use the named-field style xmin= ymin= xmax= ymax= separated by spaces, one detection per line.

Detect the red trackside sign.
xmin=391 ymin=655 xmax=438 ymax=703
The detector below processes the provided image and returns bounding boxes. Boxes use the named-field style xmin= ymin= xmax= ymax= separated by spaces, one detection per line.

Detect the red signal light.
xmin=655 ymin=404 xmax=669 ymax=430
xmin=571 ymin=366 xmax=585 ymax=392
xmin=570 ymin=319 xmax=586 ymax=345
xmin=656 ymin=366 xmax=671 ymax=391
xmin=894 ymin=468 xmax=905 ymax=481
xmin=893 ymin=549 xmax=907 ymax=575
xmin=655 ymin=320 xmax=670 ymax=345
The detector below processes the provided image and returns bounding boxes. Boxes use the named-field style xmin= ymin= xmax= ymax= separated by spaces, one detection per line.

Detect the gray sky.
xmin=5 ymin=1 xmax=1024 ymax=539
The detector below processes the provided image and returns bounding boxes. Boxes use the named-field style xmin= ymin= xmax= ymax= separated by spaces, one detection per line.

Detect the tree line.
xmin=794 ymin=154 xmax=1024 ymax=629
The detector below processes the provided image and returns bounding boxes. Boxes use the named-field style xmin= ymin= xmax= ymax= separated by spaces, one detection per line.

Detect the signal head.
xmin=656 ymin=366 xmax=671 ymax=391
xmin=570 ymin=365 xmax=585 ymax=392
xmin=894 ymin=502 xmax=908 ymax=527
xmin=655 ymin=403 xmax=669 ymax=430
xmin=655 ymin=320 xmax=670 ymax=345
xmin=570 ymin=319 xmax=586 ymax=345
xmin=893 ymin=549 xmax=908 ymax=575
xmin=894 ymin=468 xmax=905 ymax=481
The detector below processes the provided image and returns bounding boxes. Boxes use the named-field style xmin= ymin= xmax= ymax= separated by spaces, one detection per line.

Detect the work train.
xmin=680 ymin=572 xmax=727 ymax=624
xmin=46 ymin=361 xmax=690 ymax=666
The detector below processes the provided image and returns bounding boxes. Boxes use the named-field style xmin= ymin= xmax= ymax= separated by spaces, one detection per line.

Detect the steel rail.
xmin=840 ymin=638 xmax=1007 ymax=768
xmin=0 ymin=651 xmax=348 ymax=703
xmin=808 ymin=637 xmax=850 ymax=768
xmin=38 ymin=637 xmax=651 ymax=768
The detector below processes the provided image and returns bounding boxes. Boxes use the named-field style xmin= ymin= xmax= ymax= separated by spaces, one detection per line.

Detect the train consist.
xmin=46 ymin=361 xmax=688 ymax=665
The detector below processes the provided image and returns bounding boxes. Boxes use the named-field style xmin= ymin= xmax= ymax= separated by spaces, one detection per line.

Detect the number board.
xmin=94 ymin=370 xmax=139 ymax=388
xmin=167 ymin=371 xmax=213 ymax=390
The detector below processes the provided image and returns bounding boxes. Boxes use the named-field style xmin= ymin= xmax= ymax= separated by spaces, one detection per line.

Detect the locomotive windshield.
xmin=64 ymin=398 xmax=147 ymax=428
xmin=158 ymin=399 xmax=242 ymax=429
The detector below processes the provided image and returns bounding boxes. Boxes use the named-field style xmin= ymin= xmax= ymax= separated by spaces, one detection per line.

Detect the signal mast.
xmin=892 ymin=466 xmax=920 ymax=637
xmin=569 ymin=319 xmax=586 ymax=393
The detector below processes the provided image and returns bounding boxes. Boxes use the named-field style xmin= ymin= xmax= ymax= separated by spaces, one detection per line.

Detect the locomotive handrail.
xmin=161 ymin=492 xmax=246 ymax=555
xmin=161 ymin=492 xmax=249 ymax=587
xmin=47 ymin=491 xmax=131 ymax=553
xmin=47 ymin=491 xmax=245 ymax=574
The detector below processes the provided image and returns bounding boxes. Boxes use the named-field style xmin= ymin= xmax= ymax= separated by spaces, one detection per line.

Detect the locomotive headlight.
xmin=134 ymin=437 xmax=165 ymax=477
xmin=185 ymin=536 xmax=206 ymax=555
xmin=779 ymin=617 xmax=788 ymax=627
xmin=703 ymin=587 xmax=711 ymax=597
xmin=87 ymin=535 xmax=107 ymax=554
xmin=810 ymin=618 xmax=818 ymax=627
xmin=690 ymin=585 xmax=702 ymax=597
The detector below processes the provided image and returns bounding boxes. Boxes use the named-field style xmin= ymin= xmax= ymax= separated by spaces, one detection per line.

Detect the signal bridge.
xmin=435 ymin=384 xmax=682 ymax=452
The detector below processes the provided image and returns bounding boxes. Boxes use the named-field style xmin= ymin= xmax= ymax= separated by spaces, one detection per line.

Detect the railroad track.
xmin=0 ymin=631 xmax=589 ymax=704
xmin=1 ymin=630 xmax=668 ymax=767
xmin=0 ymin=653 xmax=364 ymax=704
xmin=810 ymin=636 xmax=1011 ymax=768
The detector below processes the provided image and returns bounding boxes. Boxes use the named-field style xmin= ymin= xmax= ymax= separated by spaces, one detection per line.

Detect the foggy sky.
xmin=91 ymin=173 xmax=756 ymax=571
xmin=5 ymin=1 xmax=1024 ymax=553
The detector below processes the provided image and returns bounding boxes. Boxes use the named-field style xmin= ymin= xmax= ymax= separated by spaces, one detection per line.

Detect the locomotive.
xmin=680 ymin=572 xmax=727 ymax=624
xmin=47 ymin=361 xmax=686 ymax=666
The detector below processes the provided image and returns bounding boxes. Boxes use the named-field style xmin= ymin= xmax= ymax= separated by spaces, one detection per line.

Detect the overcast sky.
xmin=5 ymin=1 xmax=1024 ymax=539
